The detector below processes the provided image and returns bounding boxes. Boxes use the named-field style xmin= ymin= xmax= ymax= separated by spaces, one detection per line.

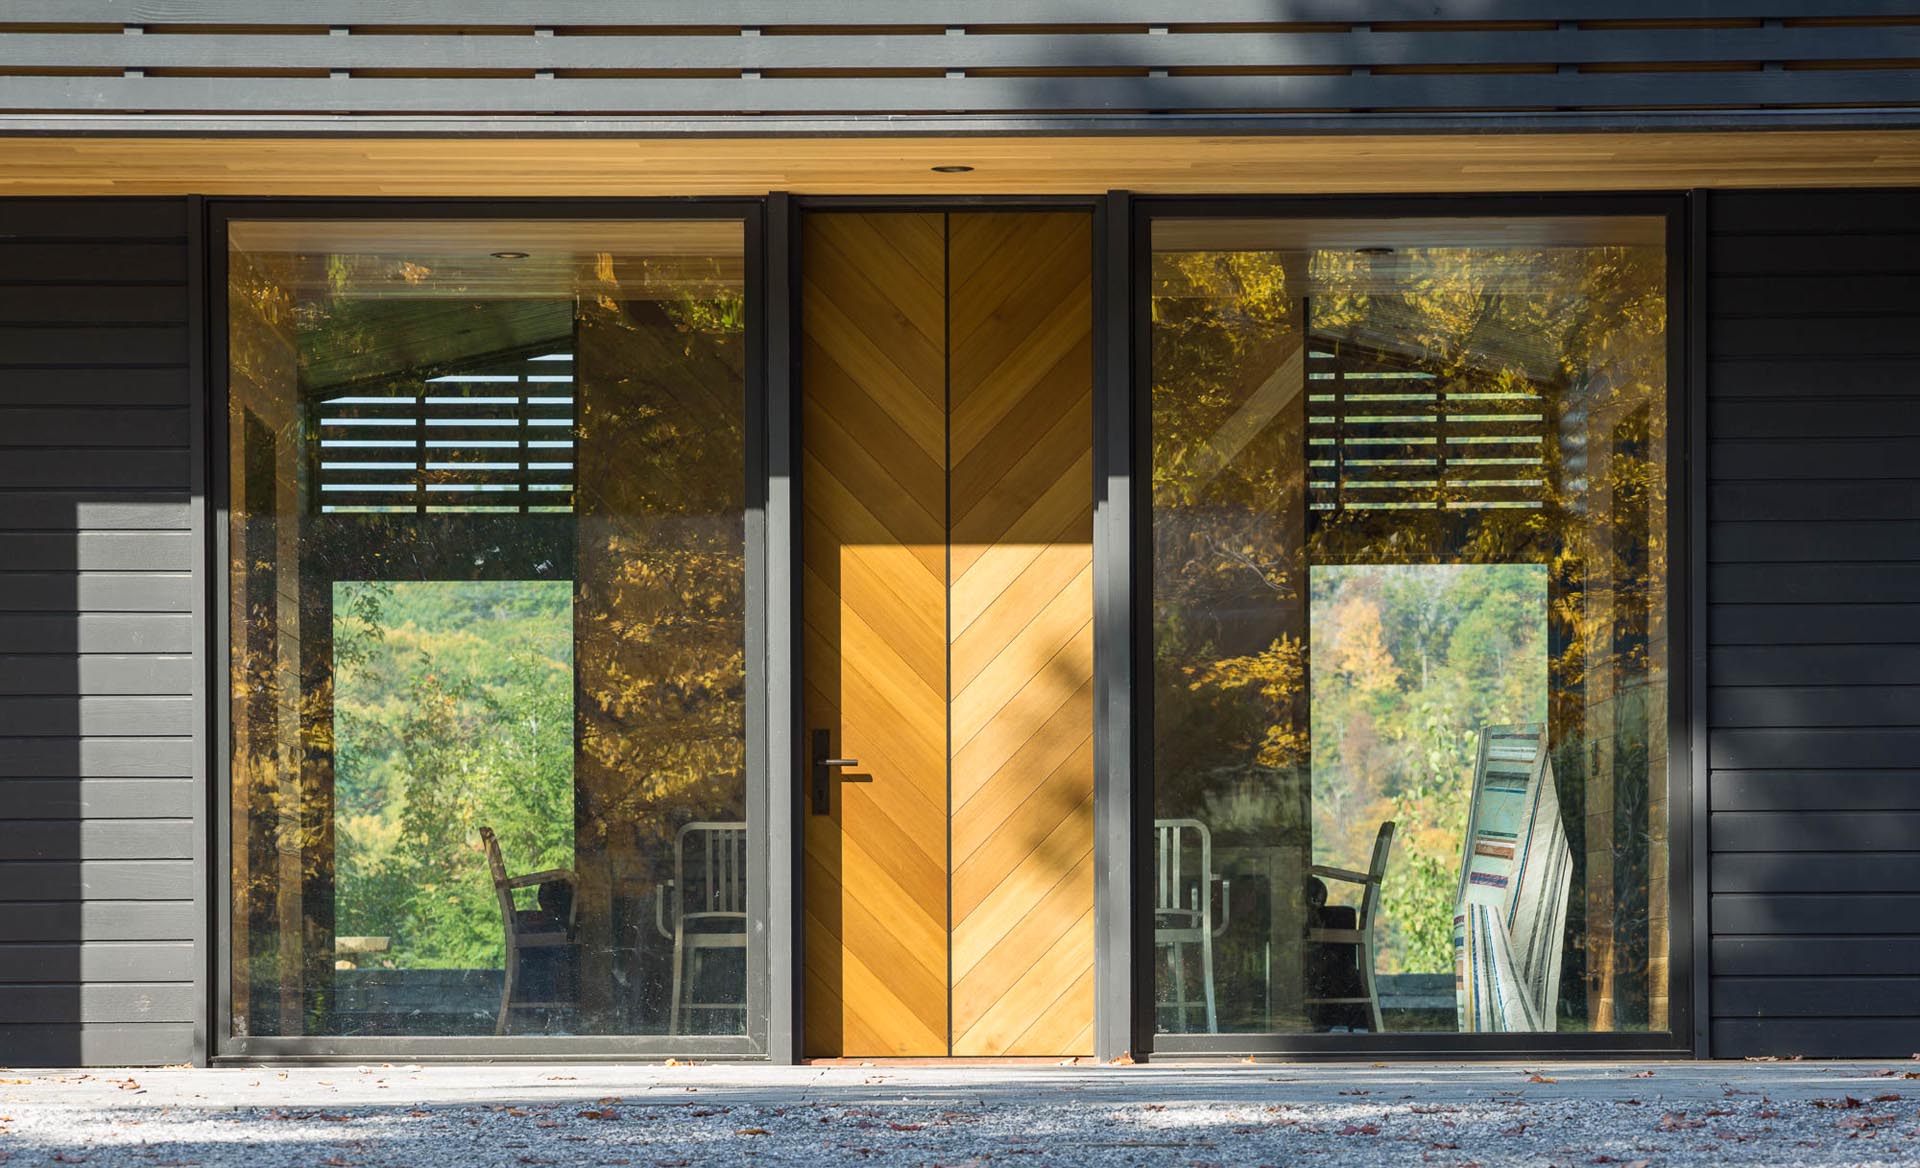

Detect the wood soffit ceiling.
xmin=2 ymin=130 xmax=1918 ymax=196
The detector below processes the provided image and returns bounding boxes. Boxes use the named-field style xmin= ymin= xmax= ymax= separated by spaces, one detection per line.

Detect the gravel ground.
xmin=4 ymin=1061 xmax=1920 ymax=1167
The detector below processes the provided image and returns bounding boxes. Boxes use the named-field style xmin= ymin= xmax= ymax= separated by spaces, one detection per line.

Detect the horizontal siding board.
xmin=1713 ymin=977 xmax=1920 ymax=1018
xmin=1709 ymin=645 xmax=1920 ymax=687
xmin=1707 ymin=358 xmax=1920 ymax=399
xmin=1714 ymin=851 xmax=1920 ymax=895
xmin=0 ymin=368 xmax=188 ymax=407
xmin=1709 ymin=438 xmax=1920 ymax=481
xmin=0 ymin=408 xmax=191 ymax=448
xmin=1712 ymin=1018 xmax=1920 ymax=1059
xmin=0 ymin=614 xmax=193 ymax=654
xmin=1710 ymin=521 xmax=1920 ymax=563
xmin=0 ymin=819 xmax=193 ymax=861
xmin=0 ymin=696 xmax=194 ymax=736
xmin=0 ymin=531 xmax=194 ymax=571
xmin=1711 ymin=686 xmax=1920 ymax=728
xmin=0 ymin=572 xmax=194 ymax=611
xmin=0 ymin=1022 xmax=192 ymax=1066
xmin=0 ymin=493 xmax=190 ymax=532
xmin=1710 ymin=481 xmax=1920 ymax=523
xmin=0 ymin=198 xmax=185 ymax=238
xmin=1709 ymin=233 xmax=1920 ymax=277
xmin=0 ymin=285 xmax=187 ymax=324
xmin=0 ymin=326 xmax=186 ymax=367
xmin=0 ymin=778 xmax=195 ymax=819
xmin=0 ymin=243 xmax=185 ymax=285
xmin=1712 ymin=893 xmax=1920 ymax=936
xmin=1709 ymin=564 xmax=1920 ymax=605
xmin=0 ymin=736 xmax=194 ymax=778
xmin=1711 ymin=607 xmax=1920 ymax=646
xmin=1713 ymin=771 xmax=1920 ymax=812
xmin=4 ymin=27 xmax=1917 ymax=71
xmin=1713 ymin=810 xmax=1920 ymax=853
xmin=0 ymin=450 xmax=190 ymax=490
xmin=0 ymin=655 xmax=195 ymax=696
xmin=0 ymin=982 xmax=194 ymax=1025
xmin=0 ymin=941 xmax=195 ymax=983
xmin=1709 ymin=190 xmax=1920 ymax=236
xmin=1708 ymin=399 xmax=1920 ymax=442
xmin=2 ymin=69 xmax=1917 ymax=114
xmin=1713 ymin=937 xmax=1920 ymax=977
xmin=1711 ymin=730 xmax=1920 ymax=770
xmin=1710 ymin=275 xmax=1920 ymax=319
xmin=0 ymin=900 xmax=195 ymax=942
xmin=0 ymin=860 xmax=192 ymax=901
xmin=25 ymin=2 xmax=1920 ymax=27
xmin=1709 ymin=317 xmax=1920 ymax=360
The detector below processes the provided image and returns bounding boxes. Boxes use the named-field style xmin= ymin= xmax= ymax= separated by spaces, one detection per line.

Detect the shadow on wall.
xmin=0 ymin=197 xmax=200 ymax=1066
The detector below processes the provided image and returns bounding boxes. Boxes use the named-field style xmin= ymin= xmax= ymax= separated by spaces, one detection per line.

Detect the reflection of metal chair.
xmin=480 ymin=825 xmax=578 ymax=1036
xmin=1153 ymin=818 xmax=1232 ymax=1034
xmin=1305 ymin=820 xmax=1395 ymax=1033
xmin=654 ymin=821 xmax=748 ymax=1035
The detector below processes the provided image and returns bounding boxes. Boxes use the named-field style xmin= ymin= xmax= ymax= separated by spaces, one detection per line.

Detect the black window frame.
xmin=206 ymin=196 xmax=773 ymax=1062
xmin=1125 ymin=193 xmax=1696 ymax=1060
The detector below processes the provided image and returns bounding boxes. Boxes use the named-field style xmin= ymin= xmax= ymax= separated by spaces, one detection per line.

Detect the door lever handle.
xmin=811 ymin=729 xmax=870 ymax=814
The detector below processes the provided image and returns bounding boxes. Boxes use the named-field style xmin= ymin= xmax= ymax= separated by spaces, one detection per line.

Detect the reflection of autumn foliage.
xmin=226 ymin=236 xmax=748 ymax=1036
xmin=1152 ymin=229 xmax=1668 ymax=1030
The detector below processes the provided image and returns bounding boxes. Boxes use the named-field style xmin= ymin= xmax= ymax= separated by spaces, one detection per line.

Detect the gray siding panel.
xmin=0 ymin=197 xmax=194 ymax=1068
xmin=1707 ymin=188 xmax=1920 ymax=1059
xmin=0 ymin=7 xmax=1913 ymax=124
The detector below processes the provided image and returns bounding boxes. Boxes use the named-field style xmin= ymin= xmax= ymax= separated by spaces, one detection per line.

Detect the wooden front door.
xmin=801 ymin=210 xmax=1095 ymax=1058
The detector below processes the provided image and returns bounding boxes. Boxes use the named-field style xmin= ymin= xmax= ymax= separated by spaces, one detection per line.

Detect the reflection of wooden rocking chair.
xmin=480 ymin=825 xmax=579 ymax=1036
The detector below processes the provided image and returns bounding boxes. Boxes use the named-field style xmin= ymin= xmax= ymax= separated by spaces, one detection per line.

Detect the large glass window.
xmin=226 ymin=218 xmax=753 ymax=1042
xmin=1150 ymin=215 xmax=1669 ymax=1037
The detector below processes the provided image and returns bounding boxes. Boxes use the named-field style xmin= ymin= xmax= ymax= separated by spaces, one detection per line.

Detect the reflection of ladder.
xmin=1154 ymin=818 xmax=1230 ymax=1034
xmin=655 ymin=821 xmax=748 ymax=1035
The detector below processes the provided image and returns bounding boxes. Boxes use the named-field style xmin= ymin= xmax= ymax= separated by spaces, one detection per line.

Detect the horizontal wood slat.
xmin=5 ymin=70 xmax=1917 ymax=116
xmin=24 ymin=1 xmax=1920 ymax=23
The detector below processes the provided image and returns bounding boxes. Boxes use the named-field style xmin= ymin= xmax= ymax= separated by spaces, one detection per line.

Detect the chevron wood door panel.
xmin=801 ymin=212 xmax=951 ymax=1058
xmin=947 ymin=212 xmax=1096 ymax=1057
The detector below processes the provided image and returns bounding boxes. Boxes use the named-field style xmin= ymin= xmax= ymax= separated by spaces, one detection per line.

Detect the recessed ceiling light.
xmin=1355 ymin=246 xmax=1395 ymax=256
xmin=931 ymin=165 xmax=975 ymax=174
xmin=490 ymin=250 xmax=531 ymax=259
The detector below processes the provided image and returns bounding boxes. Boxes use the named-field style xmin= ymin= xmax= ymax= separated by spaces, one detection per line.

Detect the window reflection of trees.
xmin=1151 ymin=226 xmax=1668 ymax=1035
xmin=227 ymin=233 xmax=749 ymax=1039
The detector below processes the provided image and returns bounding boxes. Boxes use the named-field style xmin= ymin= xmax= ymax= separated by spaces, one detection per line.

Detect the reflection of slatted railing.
xmin=1306 ymin=334 xmax=1547 ymax=515
xmin=312 ymin=351 xmax=576 ymax=515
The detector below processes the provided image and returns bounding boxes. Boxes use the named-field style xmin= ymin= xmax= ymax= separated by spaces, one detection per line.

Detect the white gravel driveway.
xmin=4 ymin=1060 xmax=1920 ymax=1166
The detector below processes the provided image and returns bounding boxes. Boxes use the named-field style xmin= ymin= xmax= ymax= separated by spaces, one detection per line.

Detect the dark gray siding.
xmin=1 ymin=3 xmax=1916 ymax=126
xmin=0 ymin=198 xmax=198 ymax=1066
xmin=1707 ymin=188 xmax=1920 ymax=1058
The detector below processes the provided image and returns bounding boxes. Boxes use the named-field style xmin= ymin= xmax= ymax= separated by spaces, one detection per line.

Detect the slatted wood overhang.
xmin=2 ymin=2 xmax=1919 ymax=123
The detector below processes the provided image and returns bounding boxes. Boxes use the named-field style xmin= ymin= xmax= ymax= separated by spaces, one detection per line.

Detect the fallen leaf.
xmin=887 ymin=1122 xmax=923 ymax=1131
xmin=1527 ymin=1074 xmax=1557 ymax=1084
xmin=1657 ymin=1112 xmax=1705 ymax=1131
xmin=1812 ymin=1096 xmax=1865 ymax=1110
xmin=1628 ymin=1070 xmax=1655 ymax=1079
xmin=1337 ymin=1122 xmax=1381 ymax=1136
xmin=1874 ymin=1093 xmax=1902 ymax=1102
xmin=734 ymin=1127 xmax=770 ymax=1136
xmin=1107 ymin=1051 xmax=1136 ymax=1066
xmin=577 ymin=1109 xmax=620 ymax=1121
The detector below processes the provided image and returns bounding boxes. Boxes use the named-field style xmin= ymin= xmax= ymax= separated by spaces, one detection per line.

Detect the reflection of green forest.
xmin=333 ymin=580 xmax=574 ymax=970
xmin=1309 ymin=564 xmax=1547 ymax=977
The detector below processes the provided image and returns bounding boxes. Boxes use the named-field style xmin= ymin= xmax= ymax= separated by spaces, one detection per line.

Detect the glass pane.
xmin=1150 ymin=216 xmax=1668 ymax=1036
xmin=228 ymin=219 xmax=751 ymax=1040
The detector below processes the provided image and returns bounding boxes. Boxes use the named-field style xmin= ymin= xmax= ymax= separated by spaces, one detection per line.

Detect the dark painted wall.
xmin=0 ymin=198 xmax=200 ymax=1065
xmin=1705 ymin=188 xmax=1920 ymax=1058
